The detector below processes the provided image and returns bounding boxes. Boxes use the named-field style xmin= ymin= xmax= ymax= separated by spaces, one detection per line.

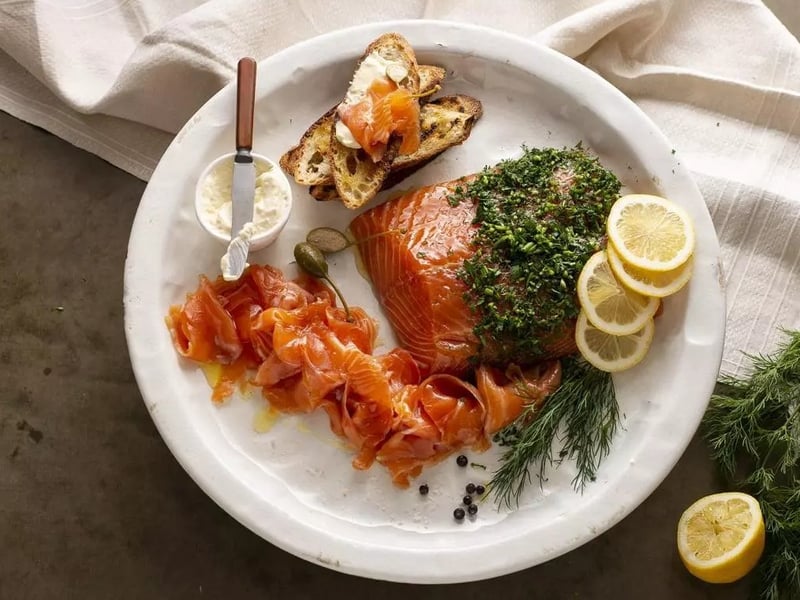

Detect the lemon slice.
xmin=607 ymin=242 xmax=694 ymax=298
xmin=677 ymin=492 xmax=765 ymax=584
xmin=574 ymin=310 xmax=654 ymax=372
xmin=607 ymin=194 xmax=695 ymax=272
xmin=577 ymin=251 xmax=659 ymax=335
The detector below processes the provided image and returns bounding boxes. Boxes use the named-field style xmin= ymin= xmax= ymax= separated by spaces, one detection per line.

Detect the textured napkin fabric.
xmin=1 ymin=0 xmax=798 ymax=375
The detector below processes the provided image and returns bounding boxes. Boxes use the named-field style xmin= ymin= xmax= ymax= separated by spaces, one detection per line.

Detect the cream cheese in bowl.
xmin=194 ymin=152 xmax=292 ymax=255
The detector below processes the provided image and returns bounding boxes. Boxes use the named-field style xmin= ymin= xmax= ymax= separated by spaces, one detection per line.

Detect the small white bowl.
xmin=194 ymin=151 xmax=293 ymax=252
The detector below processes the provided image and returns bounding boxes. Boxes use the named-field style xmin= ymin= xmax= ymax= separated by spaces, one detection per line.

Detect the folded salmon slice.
xmin=339 ymin=76 xmax=421 ymax=162
xmin=475 ymin=361 xmax=562 ymax=434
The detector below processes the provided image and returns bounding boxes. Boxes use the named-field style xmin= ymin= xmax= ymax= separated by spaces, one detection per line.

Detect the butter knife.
xmin=223 ymin=57 xmax=257 ymax=281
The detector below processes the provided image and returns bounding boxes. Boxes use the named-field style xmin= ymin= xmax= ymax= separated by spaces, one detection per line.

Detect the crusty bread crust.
xmin=358 ymin=32 xmax=421 ymax=94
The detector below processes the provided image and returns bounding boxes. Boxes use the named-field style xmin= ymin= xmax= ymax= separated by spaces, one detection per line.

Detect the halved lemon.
xmin=607 ymin=242 xmax=694 ymax=298
xmin=574 ymin=310 xmax=654 ymax=372
xmin=577 ymin=251 xmax=659 ymax=336
xmin=606 ymin=194 xmax=695 ymax=272
xmin=677 ymin=492 xmax=765 ymax=584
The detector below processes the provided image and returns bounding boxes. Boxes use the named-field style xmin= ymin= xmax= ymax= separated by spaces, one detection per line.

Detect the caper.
xmin=294 ymin=242 xmax=328 ymax=278
xmin=306 ymin=227 xmax=351 ymax=254
xmin=293 ymin=242 xmax=351 ymax=320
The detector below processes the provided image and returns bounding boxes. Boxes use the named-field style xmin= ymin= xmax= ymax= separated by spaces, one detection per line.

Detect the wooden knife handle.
xmin=236 ymin=57 xmax=257 ymax=151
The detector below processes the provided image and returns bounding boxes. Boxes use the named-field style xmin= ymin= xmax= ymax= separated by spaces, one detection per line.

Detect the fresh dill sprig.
xmin=489 ymin=357 xmax=618 ymax=509
xmin=702 ymin=329 xmax=800 ymax=600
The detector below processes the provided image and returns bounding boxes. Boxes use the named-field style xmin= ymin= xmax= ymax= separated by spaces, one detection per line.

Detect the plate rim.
xmin=124 ymin=19 xmax=725 ymax=583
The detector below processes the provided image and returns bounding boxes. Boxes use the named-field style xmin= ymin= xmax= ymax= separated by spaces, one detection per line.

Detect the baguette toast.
xmin=280 ymin=33 xmax=484 ymax=209
xmin=279 ymin=65 xmax=445 ymax=187
xmin=309 ymin=95 xmax=483 ymax=201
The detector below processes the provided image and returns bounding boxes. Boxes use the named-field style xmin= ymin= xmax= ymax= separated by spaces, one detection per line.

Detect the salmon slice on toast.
xmin=329 ymin=33 xmax=421 ymax=209
xmin=279 ymin=65 xmax=446 ymax=188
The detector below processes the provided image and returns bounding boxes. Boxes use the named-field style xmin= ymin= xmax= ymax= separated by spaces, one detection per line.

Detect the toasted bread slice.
xmin=392 ymin=94 xmax=483 ymax=171
xmin=309 ymin=155 xmax=438 ymax=201
xmin=330 ymin=33 xmax=421 ymax=209
xmin=328 ymin=141 xmax=396 ymax=210
xmin=417 ymin=65 xmax=446 ymax=101
xmin=309 ymin=95 xmax=483 ymax=201
xmin=278 ymin=107 xmax=334 ymax=186
xmin=280 ymin=65 xmax=444 ymax=187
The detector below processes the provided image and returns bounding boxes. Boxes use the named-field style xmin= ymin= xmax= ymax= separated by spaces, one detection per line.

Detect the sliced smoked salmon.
xmin=377 ymin=374 xmax=487 ymax=487
xmin=339 ymin=77 xmax=421 ymax=162
xmin=476 ymin=361 xmax=562 ymax=434
xmin=167 ymin=265 xmax=562 ymax=487
xmin=167 ymin=277 xmax=243 ymax=365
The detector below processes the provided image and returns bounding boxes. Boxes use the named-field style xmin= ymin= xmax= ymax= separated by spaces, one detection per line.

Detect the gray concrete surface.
xmin=0 ymin=111 xmax=751 ymax=599
xmin=765 ymin=0 xmax=800 ymax=40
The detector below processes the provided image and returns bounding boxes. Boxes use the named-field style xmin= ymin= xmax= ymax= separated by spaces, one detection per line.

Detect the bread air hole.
xmin=346 ymin=154 xmax=358 ymax=175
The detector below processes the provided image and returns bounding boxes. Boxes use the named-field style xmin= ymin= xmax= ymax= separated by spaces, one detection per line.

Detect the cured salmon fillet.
xmin=167 ymin=265 xmax=562 ymax=487
xmin=350 ymin=180 xmax=477 ymax=376
xmin=349 ymin=179 xmax=579 ymax=376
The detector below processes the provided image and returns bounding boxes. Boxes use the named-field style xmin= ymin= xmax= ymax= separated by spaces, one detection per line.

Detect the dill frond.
xmin=702 ymin=329 xmax=800 ymax=600
xmin=489 ymin=357 xmax=618 ymax=509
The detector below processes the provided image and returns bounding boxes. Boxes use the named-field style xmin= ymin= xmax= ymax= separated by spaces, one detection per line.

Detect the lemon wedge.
xmin=607 ymin=242 xmax=694 ymax=298
xmin=677 ymin=492 xmax=765 ymax=584
xmin=574 ymin=310 xmax=654 ymax=372
xmin=606 ymin=194 xmax=695 ymax=272
xmin=577 ymin=250 xmax=659 ymax=336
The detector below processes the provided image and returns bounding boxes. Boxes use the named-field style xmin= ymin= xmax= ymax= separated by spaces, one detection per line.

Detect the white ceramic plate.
xmin=124 ymin=21 xmax=725 ymax=584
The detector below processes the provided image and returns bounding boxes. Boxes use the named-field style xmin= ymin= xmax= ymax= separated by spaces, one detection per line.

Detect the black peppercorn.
xmin=475 ymin=484 xmax=485 ymax=496
xmin=462 ymin=495 xmax=472 ymax=506
xmin=466 ymin=483 xmax=476 ymax=494
xmin=456 ymin=454 xmax=468 ymax=467
xmin=419 ymin=484 xmax=429 ymax=495
xmin=468 ymin=504 xmax=478 ymax=516
xmin=454 ymin=508 xmax=465 ymax=521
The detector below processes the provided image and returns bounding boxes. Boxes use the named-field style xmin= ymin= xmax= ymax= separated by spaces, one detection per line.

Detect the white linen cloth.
xmin=1 ymin=0 xmax=798 ymax=376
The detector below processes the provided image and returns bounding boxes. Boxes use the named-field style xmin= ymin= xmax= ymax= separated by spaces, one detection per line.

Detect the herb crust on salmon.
xmin=349 ymin=146 xmax=621 ymax=373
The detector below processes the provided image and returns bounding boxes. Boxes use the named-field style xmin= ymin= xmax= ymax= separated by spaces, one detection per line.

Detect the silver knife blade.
xmin=224 ymin=154 xmax=256 ymax=280
xmin=230 ymin=154 xmax=255 ymax=238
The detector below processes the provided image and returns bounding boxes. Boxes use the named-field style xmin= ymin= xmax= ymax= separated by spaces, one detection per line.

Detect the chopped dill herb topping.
xmin=449 ymin=146 xmax=620 ymax=363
